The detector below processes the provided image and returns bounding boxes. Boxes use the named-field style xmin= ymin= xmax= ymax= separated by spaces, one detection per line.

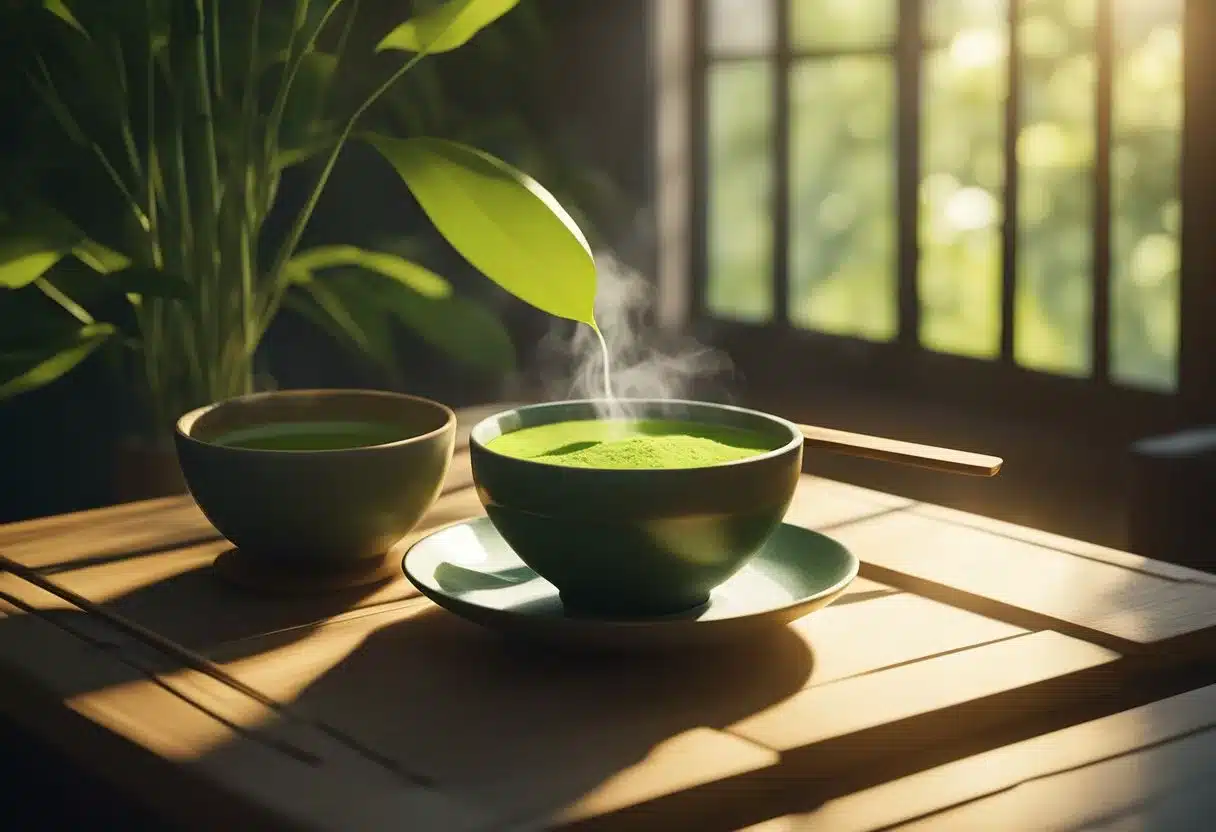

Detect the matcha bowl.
xmin=176 ymin=389 xmax=455 ymax=568
xmin=469 ymin=399 xmax=803 ymax=617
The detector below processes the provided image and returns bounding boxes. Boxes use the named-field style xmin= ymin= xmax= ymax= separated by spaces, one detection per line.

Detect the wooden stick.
xmin=798 ymin=424 xmax=1003 ymax=477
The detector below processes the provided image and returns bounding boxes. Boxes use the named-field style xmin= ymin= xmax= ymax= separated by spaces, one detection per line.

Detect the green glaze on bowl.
xmin=175 ymin=389 xmax=455 ymax=566
xmin=469 ymin=399 xmax=803 ymax=617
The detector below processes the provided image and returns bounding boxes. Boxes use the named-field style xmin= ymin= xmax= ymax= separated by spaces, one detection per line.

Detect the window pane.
xmin=791 ymin=0 xmax=896 ymax=51
xmin=1014 ymin=0 xmax=1096 ymax=376
xmin=789 ymin=57 xmax=896 ymax=340
xmin=919 ymin=0 xmax=1007 ymax=358
xmin=707 ymin=61 xmax=774 ymax=321
xmin=927 ymin=0 xmax=1008 ymax=44
xmin=709 ymin=0 xmax=775 ymax=55
xmin=1110 ymin=0 xmax=1182 ymax=391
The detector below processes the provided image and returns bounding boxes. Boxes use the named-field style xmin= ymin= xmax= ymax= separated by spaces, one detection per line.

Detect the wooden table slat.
xmin=0 ymin=481 xmax=482 ymax=651
xmin=913 ymin=502 xmax=1216 ymax=587
xmin=819 ymin=507 xmax=1216 ymax=647
xmin=182 ymin=582 xmax=1085 ymax=826
xmin=745 ymin=683 xmax=1216 ymax=832
xmin=730 ymin=631 xmax=1117 ymax=753
xmin=0 ymin=597 xmax=492 ymax=832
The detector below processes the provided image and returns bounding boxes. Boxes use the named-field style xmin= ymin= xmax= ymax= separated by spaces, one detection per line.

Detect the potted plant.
xmin=0 ymin=0 xmax=599 ymax=495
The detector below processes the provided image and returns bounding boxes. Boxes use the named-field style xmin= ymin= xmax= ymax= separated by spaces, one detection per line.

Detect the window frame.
xmin=684 ymin=0 xmax=1216 ymax=445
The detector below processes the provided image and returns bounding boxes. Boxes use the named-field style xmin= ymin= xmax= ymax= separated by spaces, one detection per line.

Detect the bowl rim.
xmin=175 ymin=388 xmax=456 ymax=455
xmin=469 ymin=398 xmax=803 ymax=471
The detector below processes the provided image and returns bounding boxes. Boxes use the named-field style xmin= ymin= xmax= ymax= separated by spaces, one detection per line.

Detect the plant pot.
xmin=112 ymin=438 xmax=188 ymax=505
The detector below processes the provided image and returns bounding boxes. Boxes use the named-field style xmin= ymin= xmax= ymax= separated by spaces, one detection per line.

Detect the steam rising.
xmin=535 ymin=254 xmax=734 ymax=420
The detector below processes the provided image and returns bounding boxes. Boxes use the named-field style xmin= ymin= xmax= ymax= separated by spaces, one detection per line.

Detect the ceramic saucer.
xmin=401 ymin=517 xmax=859 ymax=647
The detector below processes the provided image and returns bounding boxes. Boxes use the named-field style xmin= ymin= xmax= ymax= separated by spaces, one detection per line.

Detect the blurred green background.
xmin=705 ymin=0 xmax=1182 ymax=391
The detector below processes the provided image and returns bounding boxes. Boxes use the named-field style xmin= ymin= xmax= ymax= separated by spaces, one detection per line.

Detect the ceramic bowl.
xmin=469 ymin=399 xmax=803 ymax=617
xmin=175 ymin=389 xmax=455 ymax=566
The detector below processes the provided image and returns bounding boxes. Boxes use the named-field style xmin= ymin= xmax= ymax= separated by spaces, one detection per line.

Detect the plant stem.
xmin=331 ymin=0 xmax=361 ymax=68
xmin=33 ymin=54 xmax=151 ymax=231
xmin=242 ymin=0 xmax=263 ymax=226
xmin=209 ymin=0 xmax=222 ymax=96
xmin=263 ymin=0 xmax=312 ymax=165
xmin=239 ymin=217 xmax=255 ymax=390
xmin=93 ymin=141 xmax=151 ymax=232
xmin=36 ymin=279 xmax=94 ymax=326
xmin=278 ymin=0 xmax=348 ymax=124
xmin=264 ymin=48 xmax=427 ymax=327
xmin=190 ymin=0 xmax=222 ymax=260
xmin=170 ymin=121 xmax=194 ymax=278
xmin=143 ymin=0 xmax=162 ymax=269
xmin=109 ymin=37 xmax=145 ymax=185
xmin=190 ymin=0 xmax=227 ymax=395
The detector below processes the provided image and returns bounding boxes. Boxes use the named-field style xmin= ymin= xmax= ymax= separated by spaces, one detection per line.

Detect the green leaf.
xmin=0 ymin=250 xmax=64 ymax=291
xmin=0 ymin=323 xmax=113 ymax=399
xmin=0 ymin=207 xmax=82 ymax=289
xmin=44 ymin=0 xmax=87 ymax=36
xmin=362 ymin=135 xmax=597 ymax=326
xmin=72 ymin=238 xmax=131 ymax=274
xmin=287 ymin=279 xmax=399 ymax=372
xmin=279 ymin=51 xmax=337 ymax=153
xmin=377 ymin=0 xmax=520 ymax=54
xmin=287 ymin=245 xmax=452 ymax=299
xmin=371 ymin=278 xmax=515 ymax=374
xmin=275 ymin=126 xmax=337 ymax=170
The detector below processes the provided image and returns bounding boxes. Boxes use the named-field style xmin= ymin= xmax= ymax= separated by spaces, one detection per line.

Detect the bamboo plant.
xmin=0 ymin=0 xmax=598 ymax=437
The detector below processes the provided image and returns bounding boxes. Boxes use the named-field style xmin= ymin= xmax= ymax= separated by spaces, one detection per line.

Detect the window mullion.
xmin=896 ymin=0 xmax=923 ymax=349
xmin=1093 ymin=0 xmax=1113 ymax=384
xmin=999 ymin=0 xmax=1022 ymax=364
xmin=773 ymin=0 xmax=791 ymax=327
xmin=1179 ymin=0 xmax=1216 ymax=420
xmin=689 ymin=0 xmax=709 ymax=320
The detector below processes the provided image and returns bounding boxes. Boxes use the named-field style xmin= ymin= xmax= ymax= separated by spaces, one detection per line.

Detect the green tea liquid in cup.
xmin=212 ymin=421 xmax=405 ymax=451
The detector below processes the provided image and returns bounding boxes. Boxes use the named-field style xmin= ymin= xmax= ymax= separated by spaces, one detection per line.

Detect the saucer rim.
xmin=400 ymin=517 xmax=860 ymax=631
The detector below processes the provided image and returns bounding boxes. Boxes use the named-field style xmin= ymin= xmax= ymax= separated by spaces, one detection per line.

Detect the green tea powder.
xmin=534 ymin=434 xmax=758 ymax=468
xmin=488 ymin=419 xmax=775 ymax=470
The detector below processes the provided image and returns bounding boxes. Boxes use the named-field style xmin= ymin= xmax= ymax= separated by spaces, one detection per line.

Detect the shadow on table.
xmin=1 ymin=562 xmax=812 ymax=829
xmin=201 ymin=603 xmax=814 ymax=828
xmin=5 ymin=554 xmax=398 ymax=652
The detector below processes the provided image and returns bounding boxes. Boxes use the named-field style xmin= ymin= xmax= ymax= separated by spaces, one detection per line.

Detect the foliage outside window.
xmin=703 ymin=0 xmax=1182 ymax=392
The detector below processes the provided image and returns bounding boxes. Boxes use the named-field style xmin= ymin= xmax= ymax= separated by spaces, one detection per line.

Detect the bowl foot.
xmin=213 ymin=548 xmax=396 ymax=596
xmin=558 ymin=590 xmax=711 ymax=620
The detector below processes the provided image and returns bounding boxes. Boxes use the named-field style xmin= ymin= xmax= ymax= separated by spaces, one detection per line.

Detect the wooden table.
xmin=2 ymin=405 xmax=1215 ymax=831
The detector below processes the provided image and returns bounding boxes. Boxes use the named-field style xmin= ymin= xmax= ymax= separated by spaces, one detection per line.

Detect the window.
xmin=686 ymin=0 xmax=1211 ymax=439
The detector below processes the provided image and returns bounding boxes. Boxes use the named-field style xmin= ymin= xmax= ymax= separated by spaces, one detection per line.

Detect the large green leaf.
xmin=0 ymin=323 xmax=113 ymax=399
xmin=287 ymin=245 xmax=451 ymax=299
xmin=0 ymin=207 xmax=82 ymax=289
xmin=362 ymin=135 xmax=597 ymax=326
xmin=377 ymin=0 xmax=520 ymax=55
